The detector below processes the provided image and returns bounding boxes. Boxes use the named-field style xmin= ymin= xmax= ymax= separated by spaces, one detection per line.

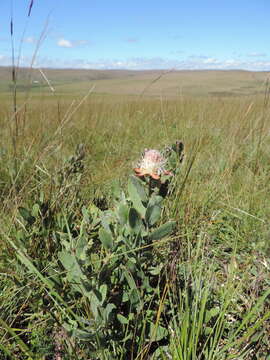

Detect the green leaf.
xmin=58 ymin=250 xmax=89 ymax=294
xmin=123 ymin=270 xmax=137 ymax=290
xmin=128 ymin=207 xmax=142 ymax=233
xmin=104 ymin=303 xmax=116 ymax=322
xmin=129 ymin=288 xmax=140 ymax=306
xmin=128 ymin=176 xmax=146 ymax=217
xmin=117 ymin=314 xmax=129 ymax=324
xmin=70 ymin=328 xmax=96 ymax=341
xmin=205 ymin=307 xmax=220 ymax=323
xmin=76 ymin=236 xmax=88 ymax=260
xmin=129 ymin=176 xmax=147 ymax=202
xmin=149 ymin=263 xmax=164 ymax=275
xmin=99 ymin=284 xmax=107 ymax=305
xmin=150 ymin=322 xmax=168 ymax=341
xmin=122 ymin=291 xmax=129 ymax=302
xmin=18 ymin=207 xmax=35 ymax=225
xmin=118 ymin=203 xmax=129 ymax=225
xmin=89 ymin=290 xmax=101 ymax=319
xmin=126 ymin=259 xmax=136 ymax=273
xmin=32 ymin=203 xmax=40 ymax=217
xmin=59 ymin=250 xmax=84 ymax=280
xmin=82 ymin=206 xmax=90 ymax=223
xmin=145 ymin=195 xmax=163 ymax=226
xmin=90 ymin=253 xmax=101 ymax=272
xmin=149 ymin=221 xmax=176 ymax=241
xmin=99 ymin=228 xmax=113 ymax=249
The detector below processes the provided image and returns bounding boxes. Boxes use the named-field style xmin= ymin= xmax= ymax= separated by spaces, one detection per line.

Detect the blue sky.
xmin=0 ymin=0 xmax=269 ymax=70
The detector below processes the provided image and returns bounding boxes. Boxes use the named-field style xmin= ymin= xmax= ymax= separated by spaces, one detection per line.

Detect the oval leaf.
xmin=118 ymin=203 xmax=129 ymax=225
xmin=99 ymin=284 xmax=107 ymax=305
xmin=128 ymin=208 xmax=142 ymax=233
xmin=18 ymin=207 xmax=35 ymax=225
xmin=99 ymin=228 xmax=113 ymax=249
xmin=149 ymin=221 xmax=176 ymax=241
xmin=150 ymin=322 xmax=168 ymax=341
xmin=129 ymin=176 xmax=147 ymax=202
xmin=145 ymin=195 xmax=163 ymax=227
xmin=117 ymin=314 xmax=129 ymax=325
xmin=128 ymin=177 xmax=146 ymax=217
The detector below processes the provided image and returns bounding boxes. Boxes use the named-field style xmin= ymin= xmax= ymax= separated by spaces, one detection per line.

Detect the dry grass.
xmin=0 ymin=67 xmax=269 ymax=96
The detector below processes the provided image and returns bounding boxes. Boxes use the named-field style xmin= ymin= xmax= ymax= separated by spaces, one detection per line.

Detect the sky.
xmin=0 ymin=0 xmax=270 ymax=70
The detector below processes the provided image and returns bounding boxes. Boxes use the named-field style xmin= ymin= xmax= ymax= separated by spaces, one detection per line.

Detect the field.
xmin=0 ymin=67 xmax=268 ymax=97
xmin=0 ymin=67 xmax=270 ymax=359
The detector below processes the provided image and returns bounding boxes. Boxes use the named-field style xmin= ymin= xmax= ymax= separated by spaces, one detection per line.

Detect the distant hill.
xmin=0 ymin=66 xmax=152 ymax=83
xmin=0 ymin=66 xmax=269 ymax=97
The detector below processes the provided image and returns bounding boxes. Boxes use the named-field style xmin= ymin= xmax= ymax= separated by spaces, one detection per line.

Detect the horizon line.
xmin=0 ymin=65 xmax=269 ymax=73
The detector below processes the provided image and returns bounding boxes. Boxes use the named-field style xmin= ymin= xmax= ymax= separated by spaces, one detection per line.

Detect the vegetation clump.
xmin=1 ymin=127 xmax=270 ymax=359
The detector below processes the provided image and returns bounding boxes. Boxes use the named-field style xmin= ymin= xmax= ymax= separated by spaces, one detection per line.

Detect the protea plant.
xmin=134 ymin=149 xmax=172 ymax=180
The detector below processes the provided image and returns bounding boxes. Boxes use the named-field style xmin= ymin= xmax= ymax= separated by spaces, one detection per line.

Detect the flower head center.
xmin=139 ymin=149 xmax=166 ymax=176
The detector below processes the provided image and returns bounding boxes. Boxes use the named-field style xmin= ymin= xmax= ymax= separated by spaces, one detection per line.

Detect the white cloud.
xmin=247 ymin=52 xmax=267 ymax=57
xmin=57 ymin=38 xmax=89 ymax=48
xmin=72 ymin=57 xmax=270 ymax=71
xmin=57 ymin=38 xmax=73 ymax=48
xmin=203 ymin=58 xmax=219 ymax=64
xmin=24 ymin=37 xmax=36 ymax=44
xmin=1 ymin=54 xmax=270 ymax=71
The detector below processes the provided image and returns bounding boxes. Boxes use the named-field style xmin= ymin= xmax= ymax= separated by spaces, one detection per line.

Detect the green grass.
xmin=0 ymin=71 xmax=270 ymax=359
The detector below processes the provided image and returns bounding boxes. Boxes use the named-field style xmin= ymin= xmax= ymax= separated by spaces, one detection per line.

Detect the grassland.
xmin=0 ymin=68 xmax=270 ymax=359
xmin=0 ymin=66 xmax=268 ymax=97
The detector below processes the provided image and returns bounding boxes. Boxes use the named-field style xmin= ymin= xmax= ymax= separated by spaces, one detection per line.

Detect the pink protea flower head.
xmin=134 ymin=149 xmax=172 ymax=180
